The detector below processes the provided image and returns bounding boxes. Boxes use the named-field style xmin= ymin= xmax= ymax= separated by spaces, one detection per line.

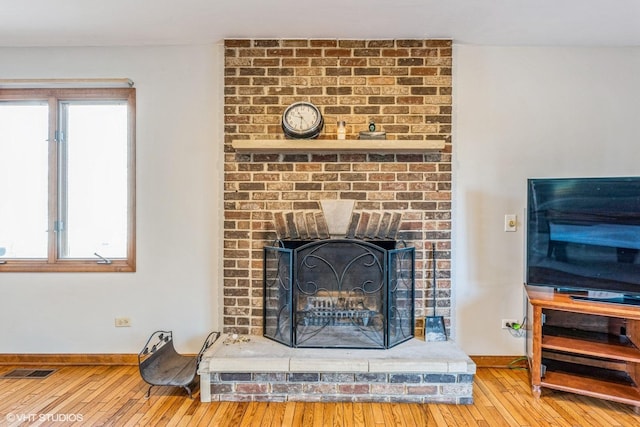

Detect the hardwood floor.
xmin=1 ymin=365 xmax=639 ymax=426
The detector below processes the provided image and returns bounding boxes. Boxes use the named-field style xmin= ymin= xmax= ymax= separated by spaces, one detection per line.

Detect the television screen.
xmin=526 ymin=177 xmax=640 ymax=297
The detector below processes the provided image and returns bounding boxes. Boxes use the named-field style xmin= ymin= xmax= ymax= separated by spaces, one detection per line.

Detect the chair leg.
xmin=145 ymin=385 xmax=153 ymax=399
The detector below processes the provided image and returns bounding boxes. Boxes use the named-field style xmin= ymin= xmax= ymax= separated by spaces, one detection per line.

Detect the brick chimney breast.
xmin=223 ymin=39 xmax=452 ymax=336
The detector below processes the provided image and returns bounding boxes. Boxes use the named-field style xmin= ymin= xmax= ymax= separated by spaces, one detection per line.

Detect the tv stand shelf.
xmin=543 ymin=334 xmax=640 ymax=362
xmin=541 ymin=370 xmax=640 ymax=406
xmin=525 ymin=285 xmax=640 ymax=408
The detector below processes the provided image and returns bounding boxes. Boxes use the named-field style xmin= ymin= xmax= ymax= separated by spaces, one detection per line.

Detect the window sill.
xmin=0 ymin=259 xmax=135 ymax=273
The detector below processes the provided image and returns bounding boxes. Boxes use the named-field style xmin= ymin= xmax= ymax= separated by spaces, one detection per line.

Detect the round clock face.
xmin=282 ymin=102 xmax=324 ymax=139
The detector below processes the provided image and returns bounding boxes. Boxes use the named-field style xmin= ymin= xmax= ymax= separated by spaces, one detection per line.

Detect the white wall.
xmin=453 ymin=45 xmax=640 ymax=354
xmin=0 ymin=45 xmax=224 ymax=353
xmin=4 ymin=43 xmax=640 ymax=357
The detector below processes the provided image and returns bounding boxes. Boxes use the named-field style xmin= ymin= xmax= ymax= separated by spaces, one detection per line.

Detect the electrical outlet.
xmin=115 ymin=317 xmax=132 ymax=327
xmin=502 ymin=318 xmax=518 ymax=329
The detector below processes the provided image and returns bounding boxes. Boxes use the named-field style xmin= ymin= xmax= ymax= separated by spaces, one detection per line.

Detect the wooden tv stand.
xmin=525 ymin=285 xmax=640 ymax=408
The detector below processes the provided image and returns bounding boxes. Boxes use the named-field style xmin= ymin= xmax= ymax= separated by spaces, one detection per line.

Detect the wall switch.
xmin=504 ymin=214 xmax=517 ymax=232
xmin=115 ymin=317 xmax=132 ymax=327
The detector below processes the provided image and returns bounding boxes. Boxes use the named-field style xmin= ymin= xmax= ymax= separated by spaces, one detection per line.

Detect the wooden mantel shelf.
xmin=231 ymin=139 xmax=445 ymax=154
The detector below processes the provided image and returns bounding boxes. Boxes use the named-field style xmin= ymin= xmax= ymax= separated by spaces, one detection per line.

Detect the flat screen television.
xmin=526 ymin=176 xmax=640 ymax=305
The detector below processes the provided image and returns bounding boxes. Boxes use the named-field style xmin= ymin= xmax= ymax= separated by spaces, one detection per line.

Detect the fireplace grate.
xmin=299 ymin=296 xmax=377 ymax=327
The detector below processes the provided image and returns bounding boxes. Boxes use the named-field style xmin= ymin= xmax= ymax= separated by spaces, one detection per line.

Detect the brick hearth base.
xmin=198 ymin=335 xmax=475 ymax=404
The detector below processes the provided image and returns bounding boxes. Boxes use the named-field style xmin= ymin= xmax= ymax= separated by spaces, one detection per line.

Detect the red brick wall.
xmin=223 ymin=39 xmax=452 ymax=335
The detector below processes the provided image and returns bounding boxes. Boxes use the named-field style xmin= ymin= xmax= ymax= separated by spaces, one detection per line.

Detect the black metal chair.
xmin=138 ymin=330 xmax=219 ymax=398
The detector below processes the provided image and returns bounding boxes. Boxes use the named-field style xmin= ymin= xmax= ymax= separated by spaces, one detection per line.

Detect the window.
xmin=0 ymin=87 xmax=135 ymax=272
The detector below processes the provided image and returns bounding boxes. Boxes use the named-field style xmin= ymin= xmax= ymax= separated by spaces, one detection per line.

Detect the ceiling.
xmin=1 ymin=0 xmax=640 ymax=47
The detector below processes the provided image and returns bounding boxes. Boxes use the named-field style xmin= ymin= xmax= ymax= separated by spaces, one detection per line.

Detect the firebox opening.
xmin=264 ymin=238 xmax=415 ymax=349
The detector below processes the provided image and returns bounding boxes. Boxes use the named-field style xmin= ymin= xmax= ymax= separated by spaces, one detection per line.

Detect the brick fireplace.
xmin=203 ymin=38 xmax=470 ymax=404
xmin=223 ymin=38 xmax=453 ymax=337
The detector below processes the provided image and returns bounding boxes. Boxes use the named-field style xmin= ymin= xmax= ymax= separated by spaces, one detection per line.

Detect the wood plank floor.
xmin=1 ymin=365 xmax=639 ymax=426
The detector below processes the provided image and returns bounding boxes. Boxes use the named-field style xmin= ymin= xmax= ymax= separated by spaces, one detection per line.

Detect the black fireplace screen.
xmin=264 ymin=239 xmax=414 ymax=349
